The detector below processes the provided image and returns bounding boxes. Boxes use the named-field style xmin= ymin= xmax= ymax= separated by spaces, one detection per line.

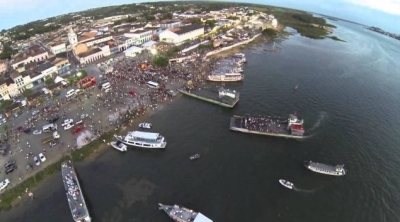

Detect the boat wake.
xmin=307 ymin=111 xmax=328 ymax=134
xmin=293 ymin=186 xmax=315 ymax=193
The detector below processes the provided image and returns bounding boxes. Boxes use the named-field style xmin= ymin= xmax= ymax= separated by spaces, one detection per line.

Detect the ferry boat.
xmin=110 ymin=141 xmax=127 ymax=152
xmin=138 ymin=122 xmax=152 ymax=129
xmin=229 ymin=113 xmax=306 ymax=139
xmin=158 ymin=203 xmax=213 ymax=222
xmin=115 ymin=131 xmax=167 ymax=148
xmin=61 ymin=160 xmax=91 ymax=222
xmin=279 ymin=179 xmax=294 ymax=189
xmin=207 ymin=73 xmax=244 ymax=82
xmin=304 ymin=161 xmax=346 ymax=176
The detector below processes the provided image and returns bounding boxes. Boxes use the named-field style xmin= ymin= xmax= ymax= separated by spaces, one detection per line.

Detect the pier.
xmin=178 ymin=87 xmax=239 ymax=108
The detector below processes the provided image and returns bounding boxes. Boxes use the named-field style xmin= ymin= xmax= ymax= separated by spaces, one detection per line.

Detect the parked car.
xmin=0 ymin=179 xmax=10 ymax=191
xmin=64 ymin=123 xmax=74 ymax=130
xmin=5 ymin=165 xmax=17 ymax=174
xmin=32 ymin=110 xmax=40 ymax=116
xmin=33 ymin=130 xmax=42 ymax=135
xmin=34 ymin=156 xmax=40 ymax=166
xmin=23 ymin=128 xmax=31 ymax=134
xmin=38 ymin=153 xmax=46 ymax=162
xmin=48 ymin=116 xmax=59 ymax=123
xmin=72 ymin=125 xmax=84 ymax=135
xmin=4 ymin=160 xmax=16 ymax=168
xmin=61 ymin=119 xmax=73 ymax=127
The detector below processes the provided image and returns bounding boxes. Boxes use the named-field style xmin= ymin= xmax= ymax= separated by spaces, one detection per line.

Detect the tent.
xmin=125 ymin=46 xmax=143 ymax=58
xmin=141 ymin=40 xmax=157 ymax=50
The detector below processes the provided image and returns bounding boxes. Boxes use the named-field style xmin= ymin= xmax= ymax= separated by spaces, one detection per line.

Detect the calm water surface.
xmin=2 ymin=21 xmax=400 ymax=222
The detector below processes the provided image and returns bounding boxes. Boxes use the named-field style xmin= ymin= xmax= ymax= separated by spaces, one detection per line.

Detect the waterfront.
xmin=2 ymin=20 xmax=400 ymax=222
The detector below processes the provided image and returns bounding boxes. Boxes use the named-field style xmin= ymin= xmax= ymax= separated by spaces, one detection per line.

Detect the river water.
xmin=2 ymin=20 xmax=400 ymax=222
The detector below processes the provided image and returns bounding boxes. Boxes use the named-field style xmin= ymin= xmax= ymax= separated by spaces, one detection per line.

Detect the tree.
xmin=205 ymin=20 xmax=217 ymax=28
xmin=2 ymin=124 xmax=8 ymax=132
xmin=262 ymin=28 xmax=278 ymax=38
xmin=45 ymin=77 xmax=53 ymax=86
xmin=0 ymin=100 xmax=12 ymax=111
xmin=22 ymin=89 xmax=33 ymax=98
xmin=153 ymin=56 xmax=169 ymax=67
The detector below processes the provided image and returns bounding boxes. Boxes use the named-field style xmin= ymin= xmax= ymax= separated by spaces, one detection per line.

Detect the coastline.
xmin=0 ymin=90 xmax=183 ymax=209
xmin=0 ymin=29 xmax=269 ymax=210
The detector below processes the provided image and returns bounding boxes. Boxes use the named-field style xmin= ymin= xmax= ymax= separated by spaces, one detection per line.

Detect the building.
xmin=30 ymin=62 xmax=57 ymax=85
xmin=50 ymin=53 xmax=71 ymax=74
xmin=124 ymin=29 xmax=153 ymax=45
xmin=160 ymin=21 xmax=182 ymax=28
xmin=0 ymin=59 xmax=8 ymax=74
xmin=76 ymin=48 xmax=104 ymax=64
xmin=48 ymin=42 xmax=67 ymax=55
xmin=11 ymin=45 xmax=49 ymax=69
xmin=159 ymin=24 xmax=204 ymax=45
xmin=68 ymin=27 xmax=78 ymax=47
xmin=141 ymin=40 xmax=157 ymax=51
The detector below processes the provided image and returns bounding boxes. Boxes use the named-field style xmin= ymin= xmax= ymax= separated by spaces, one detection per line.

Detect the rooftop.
xmin=12 ymin=45 xmax=47 ymax=64
xmin=131 ymin=29 xmax=152 ymax=34
xmin=78 ymin=48 xmax=102 ymax=57
xmin=170 ymin=24 xmax=204 ymax=35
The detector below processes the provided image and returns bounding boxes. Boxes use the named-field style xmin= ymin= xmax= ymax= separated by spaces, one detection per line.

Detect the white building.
xmin=68 ymin=27 xmax=78 ymax=47
xmin=159 ymin=24 xmax=204 ymax=45
xmin=160 ymin=21 xmax=181 ymax=28
xmin=11 ymin=45 xmax=49 ymax=69
xmin=124 ymin=29 xmax=153 ymax=45
xmin=125 ymin=46 xmax=143 ymax=58
xmin=77 ymin=48 xmax=104 ymax=64
xmin=141 ymin=40 xmax=157 ymax=51
xmin=83 ymin=35 xmax=113 ymax=47
xmin=48 ymin=42 xmax=66 ymax=55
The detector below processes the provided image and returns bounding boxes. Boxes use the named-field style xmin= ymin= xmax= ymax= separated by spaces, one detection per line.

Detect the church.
xmin=67 ymin=27 xmax=118 ymax=64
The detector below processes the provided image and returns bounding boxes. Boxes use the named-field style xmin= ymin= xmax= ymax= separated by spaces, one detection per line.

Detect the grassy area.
xmin=250 ymin=5 xmax=336 ymax=39
xmin=0 ymin=132 xmax=115 ymax=209
xmin=327 ymin=36 xmax=346 ymax=42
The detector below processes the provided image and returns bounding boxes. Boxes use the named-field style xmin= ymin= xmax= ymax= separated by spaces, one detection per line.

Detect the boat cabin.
xmin=129 ymin=131 xmax=161 ymax=142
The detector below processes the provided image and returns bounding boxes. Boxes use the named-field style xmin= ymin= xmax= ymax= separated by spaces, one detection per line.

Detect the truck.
xmin=41 ymin=131 xmax=60 ymax=144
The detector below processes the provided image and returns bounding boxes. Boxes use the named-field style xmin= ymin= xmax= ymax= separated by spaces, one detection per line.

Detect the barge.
xmin=229 ymin=113 xmax=306 ymax=139
xmin=178 ymin=86 xmax=239 ymax=108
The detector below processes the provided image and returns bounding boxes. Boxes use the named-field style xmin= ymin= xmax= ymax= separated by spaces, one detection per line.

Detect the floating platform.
xmin=178 ymin=87 xmax=239 ymax=108
xmin=229 ymin=115 xmax=306 ymax=139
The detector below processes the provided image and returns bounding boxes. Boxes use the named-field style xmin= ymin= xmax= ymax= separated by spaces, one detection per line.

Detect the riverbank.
xmin=0 ymin=92 xmax=182 ymax=209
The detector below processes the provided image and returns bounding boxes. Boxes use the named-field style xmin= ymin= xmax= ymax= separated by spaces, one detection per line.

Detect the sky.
xmin=1 ymin=0 xmax=400 ymax=34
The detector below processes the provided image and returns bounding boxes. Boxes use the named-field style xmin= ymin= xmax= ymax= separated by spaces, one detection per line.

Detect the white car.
xmin=32 ymin=110 xmax=40 ymax=116
xmin=34 ymin=156 xmax=40 ymax=166
xmin=61 ymin=119 xmax=74 ymax=127
xmin=33 ymin=130 xmax=42 ymax=135
xmin=64 ymin=123 xmax=74 ymax=130
xmin=38 ymin=153 xmax=46 ymax=162
xmin=0 ymin=179 xmax=10 ymax=191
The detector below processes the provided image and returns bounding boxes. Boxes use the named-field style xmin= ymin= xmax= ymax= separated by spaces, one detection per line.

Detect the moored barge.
xmin=229 ymin=113 xmax=306 ymax=139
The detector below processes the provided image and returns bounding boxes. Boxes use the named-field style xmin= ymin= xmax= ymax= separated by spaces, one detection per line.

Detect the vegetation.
xmin=2 ymin=124 xmax=8 ymax=132
xmin=0 ymin=132 xmax=115 ymax=209
xmin=152 ymin=56 xmax=169 ymax=67
xmin=204 ymin=19 xmax=217 ymax=29
xmin=328 ymin=36 xmax=346 ymax=42
xmin=44 ymin=76 xmax=54 ymax=86
xmin=68 ymin=70 xmax=87 ymax=84
xmin=262 ymin=28 xmax=278 ymax=38
xmin=226 ymin=16 xmax=240 ymax=20
xmin=0 ymin=42 xmax=17 ymax=60
xmin=0 ymin=100 xmax=12 ymax=111
xmin=21 ymin=89 xmax=33 ymax=98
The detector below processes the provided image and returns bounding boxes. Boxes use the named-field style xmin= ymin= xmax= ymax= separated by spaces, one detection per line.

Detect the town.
xmin=0 ymin=2 xmax=278 ymax=207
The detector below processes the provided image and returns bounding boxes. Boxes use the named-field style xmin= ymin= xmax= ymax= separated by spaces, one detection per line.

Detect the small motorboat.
xmin=294 ymin=84 xmax=298 ymax=91
xmin=139 ymin=122 xmax=152 ymax=129
xmin=111 ymin=141 xmax=127 ymax=152
xmin=189 ymin=154 xmax=201 ymax=160
xmin=279 ymin=179 xmax=294 ymax=189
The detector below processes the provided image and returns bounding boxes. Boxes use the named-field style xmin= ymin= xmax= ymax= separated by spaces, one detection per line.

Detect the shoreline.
xmin=0 ymin=31 xmax=271 ymax=209
xmin=0 ymin=91 xmax=183 ymax=209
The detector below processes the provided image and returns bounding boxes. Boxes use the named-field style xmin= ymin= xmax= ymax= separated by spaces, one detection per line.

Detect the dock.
xmin=178 ymin=87 xmax=239 ymax=108
xmin=229 ymin=115 xmax=306 ymax=139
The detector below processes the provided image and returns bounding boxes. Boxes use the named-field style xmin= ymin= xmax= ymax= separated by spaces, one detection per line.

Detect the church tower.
xmin=67 ymin=26 xmax=78 ymax=47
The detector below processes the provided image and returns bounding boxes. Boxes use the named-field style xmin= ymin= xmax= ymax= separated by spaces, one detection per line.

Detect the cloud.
xmin=347 ymin=0 xmax=400 ymax=15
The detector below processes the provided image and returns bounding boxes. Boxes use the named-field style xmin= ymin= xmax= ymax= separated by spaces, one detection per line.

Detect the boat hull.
xmin=304 ymin=161 xmax=346 ymax=176
xmin=279 ymin=179 xmax=293 ymax=189
xmin=229 ymin=116 xmax=306 ymax=139
xmin=115 ymin=135 xmax=166 ymax=149
xmin=110 ymin=142 xmax=127 ymax=152
xmin=207 ymin=76 xmax=244 ymax=82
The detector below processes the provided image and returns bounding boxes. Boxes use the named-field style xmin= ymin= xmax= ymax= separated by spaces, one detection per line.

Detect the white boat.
xmin=207 ymin=73 xmax=244 ymax=82
xmin=189 ymin=154 xmax=200 ymax=160
xmin=159 ymin=203 xmax=213 ymax=222
xmin=115 ymin=131 xmax=167 ymax=148
xmin=139 ymin=122 xmax=152 ymax=129
xmin=111 ymin=141 xmax=127 ymax=152
xmin=234 ymin=53 xmax=245 ymax=58
xmin=279 ymin=179 xmax=294 ymax=189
